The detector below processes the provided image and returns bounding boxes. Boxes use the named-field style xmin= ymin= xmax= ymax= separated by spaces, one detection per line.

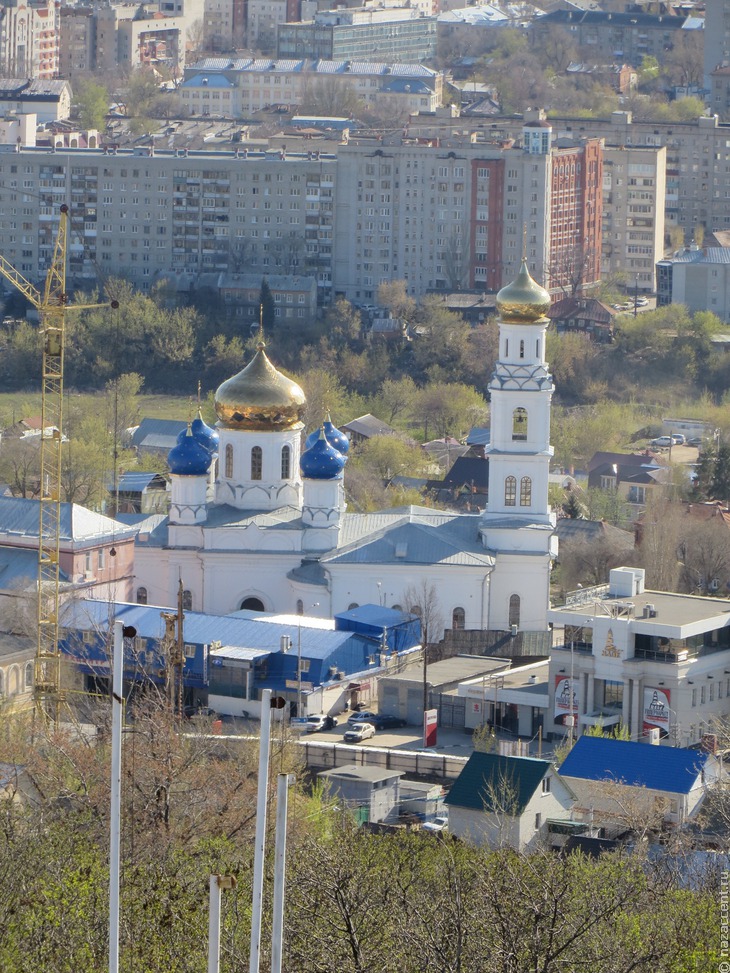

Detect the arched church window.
xmin=504 ymin=476 xmax=516 ymax=506
xmin=519 ymin=339 xmax=525 ymax=359
xmin=391 ymin=604 xmax=403 ymax=612
xmin=296 ymin=599 xmax=304 ymax=615
xmin=452 ymin=607 xmax=465 ymax=630
xmin=0 ymin=669 xmax=4 ymax=698
xmin=241 ymin=597 xmax=265 ymax=612
xmin=225 ymin=444 xmax=233 ymax=478
xmin=182 ymin=589 xmax=193 ymax=611
xmin=348 ymin=602 xmax=359 ymax=610
xmin=505 ymin=339 xmax=509 ymax=357
xmin=520 ymin=476 xmax=532 ymax=506
xmin=512 ymin=407 xmax=528 ymax=441
xmin=251 ymin=446 xmax=263 ymax=480
xmin=136 ymin=586 xmax=148 ymax=605
xmin=509 ymin=594 xmax=521 ymax=628
xmin=25 ymin=661 xmax=33 ymax=690
xmin=281 ymin=445 xmax=291 ymax=480
xmin=536 ymin=338 xmax=540 ymax=357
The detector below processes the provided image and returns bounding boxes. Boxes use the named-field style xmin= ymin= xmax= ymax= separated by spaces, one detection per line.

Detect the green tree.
xmin=711 ymin=440 xmax=730 ymax=503
xmin=417 ymin=382 xmax=488 ymax=441
xmin=75 ymin=80 xmax=109 ymax=130
xmin=259 ymin=278 xmax=276 ymax=332
xmin=348 ymin=434 xmax=428 ymax=481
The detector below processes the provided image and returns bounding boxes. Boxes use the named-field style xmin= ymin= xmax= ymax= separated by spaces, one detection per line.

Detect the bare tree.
xmin=403 ymin=580 xmax=444 ymax=713
xmin=545 ymin=242 xmax=599 ymax=298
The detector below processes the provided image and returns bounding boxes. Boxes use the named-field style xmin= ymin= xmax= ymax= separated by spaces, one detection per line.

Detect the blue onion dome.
xmin=300 ymin=427 xmax=345 ymax=480
xmin=305 ymin=414 xmax=350 ymax=456
xmin=191 ymin=407 xmax=219 ymax=455
xmin=323 ymin=415 xmax=350 ymax=457
xmin=168 ymin=424 xmax=213 ymax=476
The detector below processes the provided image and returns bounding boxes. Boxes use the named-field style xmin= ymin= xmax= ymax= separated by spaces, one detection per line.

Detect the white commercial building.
xmin=548 ymin=566 xmax=730 ymax=748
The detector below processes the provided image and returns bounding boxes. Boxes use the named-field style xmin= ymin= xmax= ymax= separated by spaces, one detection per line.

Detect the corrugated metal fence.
xmin=298 ymin=740 xmax=468 ymax=780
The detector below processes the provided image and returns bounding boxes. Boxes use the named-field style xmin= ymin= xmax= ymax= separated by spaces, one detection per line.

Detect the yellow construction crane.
xmin=0 ymin=204 xmax=115 ymax=722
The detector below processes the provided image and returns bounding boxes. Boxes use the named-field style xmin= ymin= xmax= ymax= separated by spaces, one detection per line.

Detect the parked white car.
xmin=343 ymin=722 xmax=376 ymax=744
xmin=422 ymin=815 xmax=448 ymax=833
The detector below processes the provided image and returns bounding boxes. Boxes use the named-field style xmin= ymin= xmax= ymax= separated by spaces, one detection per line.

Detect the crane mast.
xmin=0 ymin=205 xmax=110 ymax=722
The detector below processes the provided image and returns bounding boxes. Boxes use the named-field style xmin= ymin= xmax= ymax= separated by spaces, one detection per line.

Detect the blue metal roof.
xmin=113 ymin=472 xmax=167 ymax=492
xmin=0 ymin=497 xmax=137 ymax=544
xmin=181 ymin=74 xmax=235 ymax=89
xmin=0 ymin=545 xmax=68 ymax=587
xmin=60 ymin=600 xmax=363 ymax=661
xmin=559 ymin=736 xmax=709 ymax=795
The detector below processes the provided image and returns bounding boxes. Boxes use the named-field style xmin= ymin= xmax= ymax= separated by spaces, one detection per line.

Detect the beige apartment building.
xmin=0 ymin=145 xmax=337 ymax=299
xmin=602 ymin=144 xmax=666 ymax=291
xmin=0 ymin=0 xmax=59 ymax=79
xmin=333 ymin=135 xmax=551 ymax=301
xmin=181 ymin=57 xmax=442 ymax=118
xmin=410 ymin=108 xmax=730 ymax=247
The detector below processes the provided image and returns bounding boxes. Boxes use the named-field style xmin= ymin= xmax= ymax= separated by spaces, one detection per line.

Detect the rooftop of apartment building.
xmin=186 ymin=56 xmax=439 ymax=78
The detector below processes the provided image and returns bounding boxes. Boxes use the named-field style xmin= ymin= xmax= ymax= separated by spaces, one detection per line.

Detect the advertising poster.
xmin=423 ymin=708 xmax=438 ymax=748
xmin=643 ymin=687 xmax=670 ymax=738
xmin=554 ymin=675 xmax=578 ymax=725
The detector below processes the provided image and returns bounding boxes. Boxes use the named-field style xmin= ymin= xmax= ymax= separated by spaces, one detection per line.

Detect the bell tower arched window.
xmin=225 ymin=443 xmax=233 ymax=478
xmin=452 ymin=607 xmax=465 ymax=630
xmin=509 ymin=594 xmax=521 ymax=627
xmin=505 ymin=476 xmax=516 ymax=506
xmin=182 ymin=589 xmax=193 ymax=611
xmin=281 ymin=445 xmax=291 ymax=480
xmin=520 ymin=476 xmax=532 ymax=506
xmin=512 ymin=408 xmax=528 ymax=441
xmin=251 ymin=446 xmax=263 ymax=480
xmin=136 ymin=586 xmax=148 ymax=605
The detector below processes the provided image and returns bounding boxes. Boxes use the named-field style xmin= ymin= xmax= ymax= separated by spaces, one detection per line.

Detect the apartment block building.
xmin=0 ymin=0 xmax=59 ymax=79
xmin=530 ymin=10 xmax=701 ymax=68
xmin=0 ymin=145 xmax=336 ymax=298
xmin=602 ymin=144 xmax=666 ymax=291
xmin=181 ymin=57 xmax=442 ymax=118
xmin=411 ymin=109 xmax=730 ymax=245
xmin=704 ymin=0 xmax=730 ymax=90
xmin=332 ymin=124 xmax=602 ymax=303
xmin=277 ymin=8 xmax=437 ymax=62
xmin=657 ymin=246 xmax=730 ymax=319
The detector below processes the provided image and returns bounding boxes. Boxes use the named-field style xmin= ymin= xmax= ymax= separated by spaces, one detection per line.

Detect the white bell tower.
xmin=480 ymin=259 xmax=558 ymax=631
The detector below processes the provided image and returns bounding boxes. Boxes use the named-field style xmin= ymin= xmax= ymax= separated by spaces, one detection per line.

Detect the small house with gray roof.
xmin=318 ymin=764 xmax=405 ymax=824
xmin=445 ymin=751 xmax=575 ymax=850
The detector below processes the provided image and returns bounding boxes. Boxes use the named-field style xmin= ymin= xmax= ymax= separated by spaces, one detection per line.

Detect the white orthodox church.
xmin=133 ymin=261 xmax=558 ymax=636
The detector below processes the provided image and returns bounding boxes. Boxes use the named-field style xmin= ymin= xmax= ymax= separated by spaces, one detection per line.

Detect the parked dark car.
xmin=372 ymin=714 xmax=407 ymax=730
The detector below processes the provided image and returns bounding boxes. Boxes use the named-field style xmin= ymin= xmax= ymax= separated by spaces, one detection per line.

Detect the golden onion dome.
xmin=214 ymin=341 xmax=306 ymax=430
xmin=496 ymin=259 xmax=551 ymax=324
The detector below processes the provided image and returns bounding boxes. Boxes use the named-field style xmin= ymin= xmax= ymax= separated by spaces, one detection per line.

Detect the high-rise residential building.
xmin=0 ymin=0 xmax=59 ymax=79
xmin=0 ymin=146 xmax=337 ymax=299
xmin=602 ymin=145 xmax=666 ymax=291
xmin=705 ymin=0 xmax=730 ymax=91
xmin=332 ymin=124 xmax=602 ymax=303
